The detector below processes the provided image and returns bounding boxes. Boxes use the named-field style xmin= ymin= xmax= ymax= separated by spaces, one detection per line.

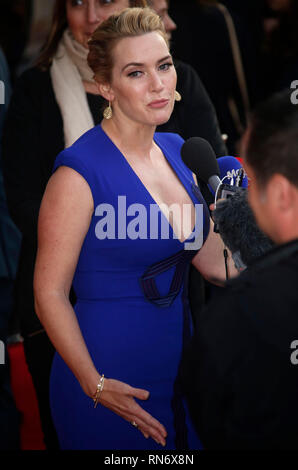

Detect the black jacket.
xmin=2 ymin=60 xmax=226 ymax=337
xmin=182 ymin=240 xmax=298 ymax=450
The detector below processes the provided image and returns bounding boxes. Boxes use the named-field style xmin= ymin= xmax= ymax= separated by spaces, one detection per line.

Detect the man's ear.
xmin=97 ymin=82 xmax=115 ymax=102
xmin=268 ymin=174 xmax=294 ymax=212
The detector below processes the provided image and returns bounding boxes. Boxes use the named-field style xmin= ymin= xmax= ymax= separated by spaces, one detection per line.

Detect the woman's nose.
xmin=163 ymin=13 xmax=177 ymax=34
xmin=150 ymin=72 xmax=164 ymax=91
xmin=87 ymin=0 xmax=101 ymax=24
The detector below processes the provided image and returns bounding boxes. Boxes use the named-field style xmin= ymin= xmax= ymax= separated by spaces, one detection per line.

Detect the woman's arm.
xmin=192 ymin=218 xmax=238 ymax=284
xmin=34 ymin=166 xmax=167 ymax=446
xmin=34 ymin=166 xmax=96 ymax=393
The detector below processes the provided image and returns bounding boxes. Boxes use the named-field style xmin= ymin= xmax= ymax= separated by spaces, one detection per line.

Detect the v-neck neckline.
xmin=98 ymin=125 xmax=196 ymax=244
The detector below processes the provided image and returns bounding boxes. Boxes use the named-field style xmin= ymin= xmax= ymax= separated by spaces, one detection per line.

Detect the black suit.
xmin=182 ymin=240 xmax=298 ymax=450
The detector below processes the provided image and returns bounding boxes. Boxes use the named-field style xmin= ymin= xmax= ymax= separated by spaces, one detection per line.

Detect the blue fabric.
xmin=50 ymin=125 xmax=209 ymax=450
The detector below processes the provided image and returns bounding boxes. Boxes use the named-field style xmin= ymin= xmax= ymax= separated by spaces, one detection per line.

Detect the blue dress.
xmin=50 ymin=125 xmax=210 ymax=450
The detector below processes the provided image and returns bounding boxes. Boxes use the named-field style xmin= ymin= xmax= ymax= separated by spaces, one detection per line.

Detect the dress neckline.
xmin=98 ymin=125 xmax=197 ymax=244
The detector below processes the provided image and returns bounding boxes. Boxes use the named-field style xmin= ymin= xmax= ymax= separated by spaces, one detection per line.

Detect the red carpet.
xmin=7 ymin=342 xmax=46 ymax=450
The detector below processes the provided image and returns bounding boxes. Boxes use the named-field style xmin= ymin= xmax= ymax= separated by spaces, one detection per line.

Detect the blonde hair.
xmin=87 ymin=7 xmax=169 ymax=84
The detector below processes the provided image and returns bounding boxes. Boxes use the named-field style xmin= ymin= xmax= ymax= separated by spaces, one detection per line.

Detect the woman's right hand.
xmin=95 ymin=378 xmax=167 ymax=447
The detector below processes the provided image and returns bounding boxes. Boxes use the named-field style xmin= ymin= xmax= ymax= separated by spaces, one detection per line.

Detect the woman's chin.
xmin=152 ymin=110 xmax=173 ymax=127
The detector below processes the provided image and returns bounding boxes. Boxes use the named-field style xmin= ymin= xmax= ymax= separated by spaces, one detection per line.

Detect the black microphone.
xmin=181 ymin=137 xmax=221 ymax=192
xmin=181 ymin=137 xmax=242 ymax=236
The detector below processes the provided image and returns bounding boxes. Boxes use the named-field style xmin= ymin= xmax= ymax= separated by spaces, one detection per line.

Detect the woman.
xmin=2 ymin=0 xmax=224 ymax=449
xmin=2 ymin=0 xmax=145 ymax=449
xmin=34 ymin=7 xmax=233 ymax=450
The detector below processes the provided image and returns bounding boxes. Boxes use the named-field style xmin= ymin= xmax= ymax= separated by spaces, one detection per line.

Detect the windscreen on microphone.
xmin=212 ymin=189 xmax=274 ymax=270
xmin=181 ymin=137 xmax=220 ymax=183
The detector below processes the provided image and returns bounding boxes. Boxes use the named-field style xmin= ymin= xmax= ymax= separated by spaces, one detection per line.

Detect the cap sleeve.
xmin=53 ymin=149 xmax=96 ymax=203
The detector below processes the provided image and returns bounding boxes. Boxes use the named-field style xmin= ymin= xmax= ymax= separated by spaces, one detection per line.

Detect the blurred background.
xmin=1 ymin=0 xmax=297 ymax=145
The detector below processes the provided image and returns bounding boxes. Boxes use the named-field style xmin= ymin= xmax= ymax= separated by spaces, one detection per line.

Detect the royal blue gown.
xmin=50 ymin=125 xmax=210 ymax=450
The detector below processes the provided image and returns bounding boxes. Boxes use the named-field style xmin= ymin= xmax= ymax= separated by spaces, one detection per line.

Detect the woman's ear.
xmin=97 ymin=82 xmax=114 ymax=103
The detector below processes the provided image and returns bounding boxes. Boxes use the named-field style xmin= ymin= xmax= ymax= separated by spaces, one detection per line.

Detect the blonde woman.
xmin=34 ymin=8 xmax=233 ymax=449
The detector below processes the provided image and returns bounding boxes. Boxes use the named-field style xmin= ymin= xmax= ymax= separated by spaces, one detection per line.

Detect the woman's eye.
xmin=99 ymin=0 xmax=114 ymax=5
xmin=127 ymin=71 xmax=142 ymax=78
xmin=70 ymin=0 xmax=114 ymax=6
xmin=71 ymin=0 xmax=84 ymax=6
xmin=159 ymin=62 xmax=173 ymax=71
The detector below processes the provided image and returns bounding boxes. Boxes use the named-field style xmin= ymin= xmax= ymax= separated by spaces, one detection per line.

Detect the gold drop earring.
xmin=175 ymin=91 xmax=182 ymax=102
xmin=103 ymin=101 xmax=113 ymax=120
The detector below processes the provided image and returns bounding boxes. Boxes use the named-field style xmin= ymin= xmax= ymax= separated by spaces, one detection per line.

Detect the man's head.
xmin=242 ymin=90 xmax=298 ymax=244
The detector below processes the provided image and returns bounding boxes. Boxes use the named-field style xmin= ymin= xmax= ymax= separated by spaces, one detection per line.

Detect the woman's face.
xmin=150 ymin=0 xmax=176 ymax=40
xmin=66 ymin=0 xmax=130 ymax=48
xmin=101 ymin=32 xmax=177 ymax=127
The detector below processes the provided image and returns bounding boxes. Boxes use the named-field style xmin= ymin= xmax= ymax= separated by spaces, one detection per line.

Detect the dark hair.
xmin=87 ymin=7 xmax=168 ymax=84
xmin=36 ymin=0 xmax=148 ymax=70
xmin=245 ymin=90 xmax=298 ymax=187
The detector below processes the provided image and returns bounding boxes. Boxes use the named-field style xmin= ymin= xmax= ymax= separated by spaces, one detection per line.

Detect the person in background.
xmin=182 ymin=90 xmax=298 ymax=450
xmin=0 ymin=47 xmax=20 ymax=450
xmin=18 ymin=0 xmax=56 ymax=73
xmin=258 ymin=0 xmax=298 ymax=100
xmin=0 ymin=0 xmax=33 ymax=82
xmin=169 ymin=0 xmax=256 ymax=155
xmin=149 ymin=0 xmax=227 ymax=156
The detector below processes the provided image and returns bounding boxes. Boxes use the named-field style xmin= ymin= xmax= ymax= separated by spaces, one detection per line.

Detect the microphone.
xmin=181 ymin=137 xmax=273 ymax=271
xmin=181 ymin=137 xmax=247 ymax=208
xmin=181 ymin=138 xmax=247 ymax=196
xmin=181 ymin=137 xmax=221 ymax=193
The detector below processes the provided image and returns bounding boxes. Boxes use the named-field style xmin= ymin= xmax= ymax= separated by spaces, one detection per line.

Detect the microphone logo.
xmin=225 ymin=168 xmax=239 ymax=185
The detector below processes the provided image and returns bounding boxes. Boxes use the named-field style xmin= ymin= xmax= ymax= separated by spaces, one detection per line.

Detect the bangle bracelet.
xmin=93 ymin=374 xmax=105 ymax=408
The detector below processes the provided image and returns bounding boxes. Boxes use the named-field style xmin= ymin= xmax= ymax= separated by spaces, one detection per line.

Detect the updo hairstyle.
xmin=87 ymin=7 xmax=169 ymax=84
